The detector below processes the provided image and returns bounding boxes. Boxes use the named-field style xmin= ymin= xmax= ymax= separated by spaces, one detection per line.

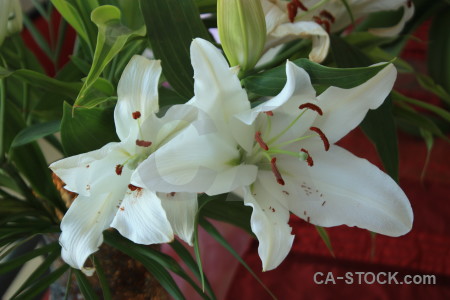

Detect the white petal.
xmin=315 ymin=63 xmax=397 ymax=143
xmin=265 ymin=21 xmax=330 ymax=63
xmin=59 ymin=192 xmax=121 ymax=273
xmin=190 ymin=38 xmax=250 ymax=123
xmin=0 ymin=0 xmax=13 ymax=45
xmin=115 ymin=56 xmax=161 ymax=140
xmin=132 ymin=124 xmax=257 ymax=195
xmin=158 ymin=192 xmax=198 ymax=245
xmin=267 ymin=143 xmax=413 ymax=237
xmin=261 ymin=0 xmax=287 ymax=34
xmin=369 ymin=3 xmax=415 ymax=37
xmin=49 ymin=142 xmax=130 ymax=196
xmin=243 ymin=183 xmax=294 ymax=271
xmin=111 ymin=188 xmax=174 ymax=245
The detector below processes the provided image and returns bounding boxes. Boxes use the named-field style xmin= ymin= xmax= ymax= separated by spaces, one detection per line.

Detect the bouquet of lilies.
xmin=1 ymin=0 xmax=449 ymax=299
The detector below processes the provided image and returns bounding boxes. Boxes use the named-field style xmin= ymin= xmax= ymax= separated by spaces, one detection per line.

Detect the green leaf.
xmin=50 ymin=0 xmax=92 ymax=49
xmin=11 ymin=121 xmax=60 ymax=148
xmin=74 ymin=5 xmax=145 ymax=108
xmin=0 ymin=170 xmax=19 ymax=192
xmin=0 ymin=67 xmax=81 ymax=99
xmin=392 ymin=90 xmax=450 ymax=122
xmin=416 ymin=73 xmax=450 ymax=104
xmin=419 ymin=129 xmax=434 ymax=182
xmin=199 ymin=193 xmax=253 ymax=235
xmin=92 ymin=256 xmax=112 ymax=300
xmin=315 ymin=226 xmax=335 ymax=257
xmin=74 ymin=269 xmax=100 ymax=300
xmin=140 ymin=0 xmax=212 ymax=99
xmin=242 ymin=58 xmax=389 ymax=96
xmin=103 ymin=231 xmax=185 ymax=300
xmin=199 ymin=218 xmax=277 ymax=300
xmin=0 ymin=242 xmax=59 ymax=275
xmin=12 ymin=264 xmax=70 ymax=300
xmin=61 ymin=102 xmax=118 ymax=156
xmin=394 ymin=104 xmax=445 ymax=138
xmin=169 ymin=240 xmax=216 ymax=300
xmin=330 ymin=34 xmax=399 ymax=181
xmin=428 ymin=7 xmax=450 ymax=94
xmin=10 ymin=247 xmax=61 ymax=299
xmin=339 ymin=0 xmax=355 ymax=24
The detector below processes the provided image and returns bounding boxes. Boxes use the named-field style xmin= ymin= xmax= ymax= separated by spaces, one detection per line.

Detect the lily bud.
xmin=0 ymin=0 xmax=23 ymax=46
xmin=217 ymin=0 xmax=266 ymax=71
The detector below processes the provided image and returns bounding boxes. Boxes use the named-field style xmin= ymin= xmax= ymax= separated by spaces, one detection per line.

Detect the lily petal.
xmin=243 ymin=183 xmax=294 ymax=271
xmin=49 ymin=143 xmax=130 ymax=196
xmin=132 ymin=124 xmax=257 ymax=195
xmin=265 ymin=21 xmax=330 ymax=63
xmin=158 ymin=192 xmax=198 ymax=245
xmin=269 ymin=143 xmax=413 ymax=237
xmin=189 ymin=38 xmax=250 ymax=126
xmin=60 ymin=192 xmax=121 ymax=273
xmin=115 ymin=56 xmax=161 ymax=140
xmin=315 ymin=63 xmax=397 ymax=143
xmin=369 ymin=3 xmax=415 ymax=37
xmin=110 ymin=188 xmax=174 ymax=245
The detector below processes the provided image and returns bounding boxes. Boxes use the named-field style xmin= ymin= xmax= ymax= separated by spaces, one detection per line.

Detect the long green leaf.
xmin=200 ymin=218 xmax=277 ymax=300
xmin=0 ymin=67 xmax=81 ymax=99
xmin=11 ymin=120 xmax=60 ymax=148
xmin=243 ymin=59 xmax=389 ymax=96
xmin=12 ymin=264 xmax=70 ymax=300
xmin=140 ymin=0 xmax=212 ymax=99
xmin=74 ymin=269 xmax=100 ymax=300
xmin=0 ymin=242 xmax=59 ymax=275
xmin=315 ymin=226 xmax=335 ymax=257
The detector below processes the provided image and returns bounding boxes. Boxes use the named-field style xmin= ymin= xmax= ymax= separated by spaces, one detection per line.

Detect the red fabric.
xmin=226 ymin=20 xmax=450 ymax=300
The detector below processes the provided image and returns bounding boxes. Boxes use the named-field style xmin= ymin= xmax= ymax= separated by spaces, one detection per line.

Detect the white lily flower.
xmin=50 ymin=56 xmax=198 ymax=274
xmin=261 ymin=0 xmax=414 ymax=62
xmin=134 ymin=38 xmax=413 ymax=271
xmin=0 ymin=0 xmax=23 ymax=46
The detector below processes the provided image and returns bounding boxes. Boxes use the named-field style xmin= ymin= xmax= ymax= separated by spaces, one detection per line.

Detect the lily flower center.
xmin=246 ymin=103 xmax=330 ymax=185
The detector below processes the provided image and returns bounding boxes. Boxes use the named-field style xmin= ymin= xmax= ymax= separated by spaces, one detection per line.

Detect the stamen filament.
xmin=272 ymin=134 xmax=316 ymax=149
xmin=268 ymin=110 xmax=307 ymax=145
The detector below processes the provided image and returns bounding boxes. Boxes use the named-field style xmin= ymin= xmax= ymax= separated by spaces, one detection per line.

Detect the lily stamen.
xmin=136 ymin=140 xmax=152 ymax=147
xmin=255 ymin=131 xmax=269 ymax=151
xmin=271 ymin=157 xmax=285 ymax=185
xmin=300 ymin=148 xmax=314 ymax=166
xmin=132 ymin=111 xmax=141 ymax=119
xmin=299 ymin=103 xmax=323 ymax=115
xmin=115 ymin=164 xmax=123 ymax=175
xmin=310 ymin=127 xmax=330 ymax=151
xmin=319 ymin=10 xmax=335 ymax=23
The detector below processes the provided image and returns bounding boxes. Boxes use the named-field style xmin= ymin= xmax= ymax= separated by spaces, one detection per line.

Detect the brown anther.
xmin=270 ymin=157 xmax=285 ymax=185
xmin=300 ymin=148 xmax=314 ymax=166
xmin=321 ymin=19 xmax=331 ymax=33
xmin=295 ymin=0 xmax=308 ymax=11
xmin=255 ymin=131 xmax=269 ymax=151
xmin=132 ymin=111 xmax=141 ymax=119
xmin=319 ymin=10 xmax=335 ymax=23
xmin=136 ymin=140 xmax=152 ymax=147
xmin=299 ymin=103 xmax=323 ymax=115
xmin=407 ymin=0 xmax=412 ymax=8
xmin=115 ymin=164 xmax=123 ymax=175
xmin=128 ymin=184 xmax=142 ymax=192
xmin=313 ymin=16 xmax=323 ymax=24
xmin=287 ymin=2 xmax=298 ymax=23
xmin=309 ymin=127 xmax=330 ymax=151
xmin=264 ymin=111 xmax=274 ymax=116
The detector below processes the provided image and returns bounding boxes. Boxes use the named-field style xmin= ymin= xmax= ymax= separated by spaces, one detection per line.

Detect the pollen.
xmin=287 ymin=0 xmax=308 ymax=22
xmin=271 ymin=157 xmax=285 ymax=185
xmin=309 ymin=127 xmax=330 ymax=151
xmin=136 ymin=140 xmax=152 ymax=147
xmin=132 ymin=111 xmax=141 ymax=119
xmin=264 ymin=111 xmax=274 ymax=116
xmin=299 ymin=103 xmax=323 ymax=115
xmin=255 ymin=131 xmax=269 ymax=151
xmin=115 ymin=164 xmax=123 ymax=175
xmin=300 ymin=148 xmax=314 ymax=166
